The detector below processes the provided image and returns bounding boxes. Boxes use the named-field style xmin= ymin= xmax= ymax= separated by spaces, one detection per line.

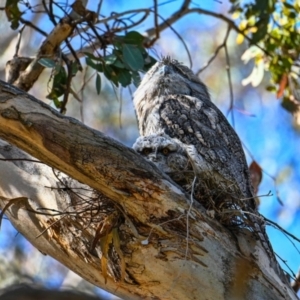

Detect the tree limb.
xmin=10 ymin=18 xmax=75 ymax=91
xmin=0 ymin=80 xmax=297 ymax=300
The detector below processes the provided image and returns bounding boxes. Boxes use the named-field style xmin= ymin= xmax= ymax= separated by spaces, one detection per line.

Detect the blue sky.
xmin=1 ymin=0 xmax=300 ymax=295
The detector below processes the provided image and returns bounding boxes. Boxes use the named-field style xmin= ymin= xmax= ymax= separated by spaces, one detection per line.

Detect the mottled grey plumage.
xmin=133 ymin=58 xmax=284 ymax=273
xmin=133 ymin=56 xmax=254 ymax=208
xmin=133 ymin=134 xmax=247 ymax=223
xmin=133 ymin=134 xmax=189 ymax=172
xmin=133 ymin=133 xmax=287 ymax=282
xmin=133 ymin=134 xmax=193 ymax=188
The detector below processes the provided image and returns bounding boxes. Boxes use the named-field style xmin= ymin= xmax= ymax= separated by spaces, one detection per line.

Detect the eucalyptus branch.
xmin=197 ymin=26 xmax=231 ymax=75
xmin=145 ymin=0 xmax=191 ymax=38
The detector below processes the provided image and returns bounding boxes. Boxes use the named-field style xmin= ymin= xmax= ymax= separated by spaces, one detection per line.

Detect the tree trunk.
xmin=0 ymin=80 xmax=296 ymax=299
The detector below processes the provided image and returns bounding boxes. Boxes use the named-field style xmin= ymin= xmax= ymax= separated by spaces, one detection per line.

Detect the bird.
xmin=132 ymin=57 xmax=285 ymax=269
xmin=133 ymin=133 xmax=193 ymax=188
xmin=133 ymin=133 xmax=250 ymax=226
xmin=132 ymin=133 xmax=287 ymax=282
xmin=133 ymin=56 xmax=255 ymax=209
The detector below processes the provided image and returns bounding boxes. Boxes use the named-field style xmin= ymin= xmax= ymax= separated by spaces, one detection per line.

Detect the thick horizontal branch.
xmin=10 ymin=18 xmax=75 ymax=91
xmin=0 ymin=80 xmax=185 ymax=220
xmin=0 ymin=80 xmax=297 ymax=300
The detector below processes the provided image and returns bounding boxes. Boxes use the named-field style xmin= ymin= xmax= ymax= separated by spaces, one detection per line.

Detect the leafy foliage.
xmin=85 ymin=31 xmax=156 ymax=94
xmin=46 ymin=65 xmax=68 ymax=108
xmin=4 ymin=0 xmax=22 ymax=30
xmin=4 ymin=0 xmax=300 ymax=116
xmin=231 ymin=0 xmax=300 ymax=112
xmin=37 ymin=31 xmax=155 ymax=109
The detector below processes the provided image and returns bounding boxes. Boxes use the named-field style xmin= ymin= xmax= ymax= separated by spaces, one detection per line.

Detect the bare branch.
xmin=12 ymin=18 xmax=75 ymax=91
xmin=19 ymin=17 xmax=48 ymax=36
xmin=197 ymin=26 xmax=231 ymax=75
xmin=144 ymin=5 xmax=270 ymax=57
xmin=14 ymin=25 xmax=26 ymax=56
xmin=145 ymin=0 xmax=191 ymax=38
xmin=224 ymin=37 xmax=235 ymax=126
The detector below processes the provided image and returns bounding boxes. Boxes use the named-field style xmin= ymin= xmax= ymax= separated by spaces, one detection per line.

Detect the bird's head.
xmin=133 ymin=57 xmax=209 ymax=109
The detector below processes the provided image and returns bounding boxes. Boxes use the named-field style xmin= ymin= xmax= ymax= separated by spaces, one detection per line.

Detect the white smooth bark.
xmin=0 ymin=80 xmax=296 ymax=300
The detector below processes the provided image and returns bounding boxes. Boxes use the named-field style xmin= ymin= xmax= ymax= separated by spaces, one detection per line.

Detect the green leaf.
xmin=103 ymin=65 xmax=119 ymax=86
xmin=122 ymin=44 xmax=144 ymax=71
xmin=117 ymin=69 xmax=131 ymax=87
xmin=138 ymin=45 xmax=147 ymax=55
xmin=135 ymin=47 xmax=157 ymax=71
xmin=251 ymin=19 xmax=268 ymax=44
xmin=86 ymin=57 xmax=96 ymax=68
xmin=111 ymin=49 xmax=126 ymax=68
xmin=84 ymin=52 xmax=103 ymax=61
xmin=71 ymin=62 xmax=79 ymax=75
xmin=288 ymin=11 xmax=296 ymax=19
xmin=96 ymin=73 xmax=101 ymax=94
xmin=281 ymin=96 xmax=298 ymax=113
xmin=52 ymin=96 xmax=62 ymax=108
xmin=253 ymin=0 xmax=268 ymax=12
xmin=283 ymin=2 xmax=295 ymax=10
xmin=86 ymin=57 xmax=103 ymax=72
xmin=5 ymin=0 xmax=22 ymax=30
xmin=46 ymin=66 xmax=67 ymax=100
xmin=266 ymin=85 xmax=276 ymax=92
xmin=123 ymin=31 xmax=145 ymax=45
xmin=113 ymin=40 xmax=123 ymax=51
xmin=104 ymin=54 xmax=117 ymax=65
xmin=132 ymin=71 xmax=141 ymax=87
xmin=38 ymin=58 xmax=56 ymax=68
xmin=112 ymin=59 xmax=125 ymax=69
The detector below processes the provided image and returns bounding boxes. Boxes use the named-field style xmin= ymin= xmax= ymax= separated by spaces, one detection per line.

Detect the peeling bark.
xmin=8 ymin=19 xmax=75 ymax=91
xmin=0 ymin=80 xmax=297 ymax=300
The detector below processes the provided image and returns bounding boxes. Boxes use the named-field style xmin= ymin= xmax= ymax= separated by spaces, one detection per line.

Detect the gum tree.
xmin=0 ymin=0 xmax=299 ymax=299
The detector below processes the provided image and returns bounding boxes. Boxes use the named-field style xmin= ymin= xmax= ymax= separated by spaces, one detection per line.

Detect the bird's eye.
xmin=162 ymin=148 xmax=170 ymax=155
xmin=142 ymin=148 xmax=152 ymax=155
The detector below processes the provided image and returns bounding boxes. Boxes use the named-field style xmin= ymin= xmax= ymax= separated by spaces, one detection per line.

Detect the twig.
xmin=145 ymin=0 xmax=191 ymax=38
xmin=241 ymin=143 xmax=285 ymax=207
xmin=73 ymin=9 xmax=150 ymax=38
xmin=49 ymin=0 xmax=56 ymax=24
xmin=60 ymin=57 xmax=73 ymax=114
xmin=0 ymin=197 xmax=28 ymax=229
xmin=79 ymin=66 xmax=89 ymax=123
xmin=15 ymin=25 xmax=25 ymax=57
xmin=152 ymin=11 xmax=192 ymax=67
xmin=264 ymin=217 xmax=300 ymax=244
xmin=145 ymin=5 xmax=270 ymax=58
xmin=0 ymin=158 xmax=42 ymax=163
xmin=98 ymin=9 xmax=151 ymax=26
xmin=35 ymin=215 xmax=67 ymax=239
xmin=224 ymin=38 xmax=235 ymax=126
xmin=96 ymin=0 xmax=103 ymax=16
xmin=119 ymin=87 xmax=123 ymax=129
xmin=197 ymin=26 xmax=231 ymax=74
xmin=19 ymin=17 xmax=48 ymax=36
xmin=189 ymin=8 xmax=270 ymax=57
xmin=185 ymin=176 xmax=197 ymax=258
xmin=153 ymin=0 xmax=159 ymax=42
xmin=275 ymin=253 xmax=296 ymax=279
